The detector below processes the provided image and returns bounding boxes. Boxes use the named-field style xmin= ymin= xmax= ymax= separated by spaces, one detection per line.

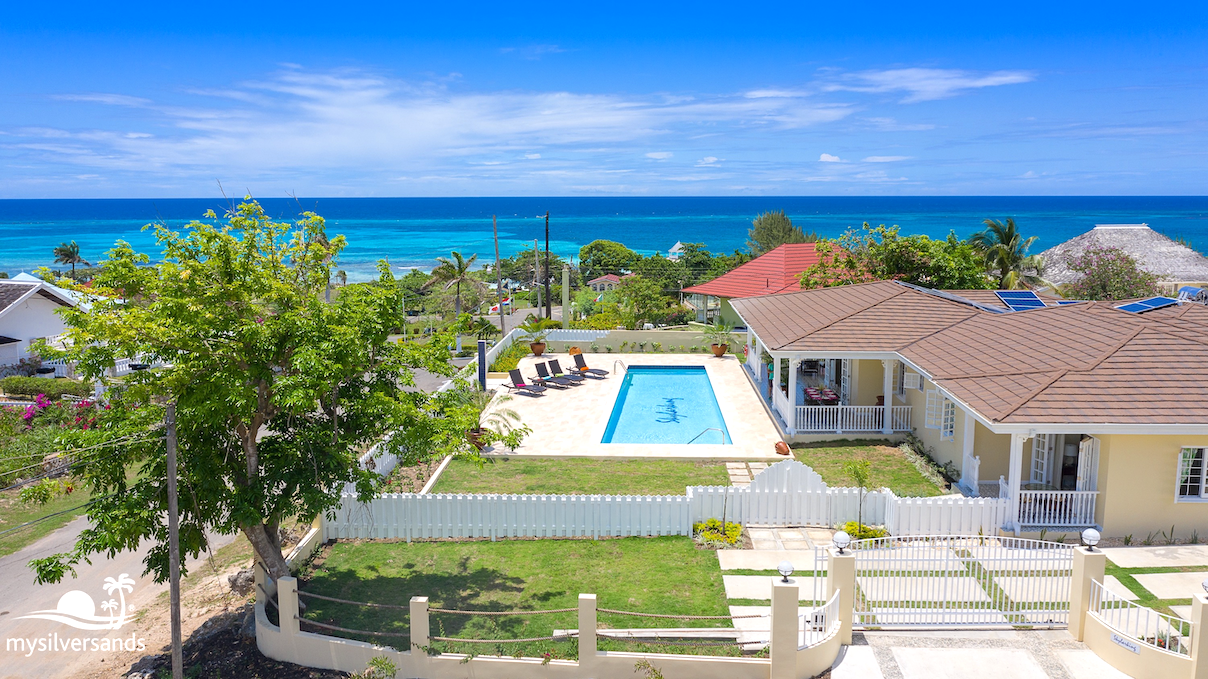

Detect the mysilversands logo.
xmin=5 ymin=573 xmax=147 ymax=657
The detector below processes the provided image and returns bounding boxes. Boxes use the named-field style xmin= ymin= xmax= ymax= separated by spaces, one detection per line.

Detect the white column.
xmin=578 ymin=593 xmax=597 ymax=672
xmin=961 ymin=413 xmax=977 ymax=492
xmin=787 ymin=357 xmax=798 ymax=435
xmin=1007 ymin=433 xmax=1025 ymax=534
xmin=772 ymin=354 xmax=783 ymax=419
xmin=881 ymin=359 xmax=894 ymax=434
xmin=745 ymin=328 xmax=754 ymax=370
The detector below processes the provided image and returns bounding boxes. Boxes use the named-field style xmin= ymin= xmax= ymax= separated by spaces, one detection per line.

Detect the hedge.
xmin=0 ymin=376 xmax=94 ymax=400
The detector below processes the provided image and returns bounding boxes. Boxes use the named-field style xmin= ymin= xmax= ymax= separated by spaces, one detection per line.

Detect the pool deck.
xmin=486 ymin=353 xmax=786 ymax=460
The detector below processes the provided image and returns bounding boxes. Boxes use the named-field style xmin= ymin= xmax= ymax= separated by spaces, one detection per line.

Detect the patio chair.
xmin=503 ymin=369 xmax=547 ymax=396
xmin=548 ymin=359 xmax=586 ymax=382
xmin=533 ymin=362 xmax=577 ymax=387
xmin=571 ymin=353 xmax=609 ymax=377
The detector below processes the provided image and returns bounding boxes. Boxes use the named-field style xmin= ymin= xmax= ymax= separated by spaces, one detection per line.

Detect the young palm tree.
xmin=424 ymin=251 xmax=486 ymax=351
xmin=52 ymin=240 xmax=91 ymax=277
xmin=969 ymin=218 xmax=1045 ymax=289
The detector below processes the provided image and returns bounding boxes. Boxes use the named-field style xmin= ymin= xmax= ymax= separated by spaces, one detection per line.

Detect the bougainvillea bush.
xmin=1062 ymin=246 xmax=1160 ymax=301
xmin=0 ymin=396 xmax=108 ymax=485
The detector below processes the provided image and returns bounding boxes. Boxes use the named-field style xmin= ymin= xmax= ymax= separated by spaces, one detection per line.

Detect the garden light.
xmin=1081 ymin=528 xmax=1101 ymax=551
xmin=833 ymin=531 xmax=851 ymax=554
xmin=1202 ymin=579 xmax=1208 ymax=595
xmin=778 ymin=560 xmax=794 ymax=582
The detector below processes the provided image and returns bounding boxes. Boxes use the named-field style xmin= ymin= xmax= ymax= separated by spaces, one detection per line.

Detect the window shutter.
xmin=904 ymin=372 xmax=921 ymax=391
xmin=925 ymin=388 xmax=940 ymax=429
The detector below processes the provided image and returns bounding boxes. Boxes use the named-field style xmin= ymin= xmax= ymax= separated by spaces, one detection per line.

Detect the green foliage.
xmin=53 ymin=240 xmax=92 ymax=276
xmin=747 ymin=210 xmax=815 ymax=256
xmin=517 ymin=315 xmax=561 ymax=344
xmin=1060 ymin=245 xmax=1160 ymax=301
xmin=498 ymin=246 xmax=573 ymax=287
xmin=0 ymin=377 xmax=94 ymax=399
xmin=487 ymin=340 xmax=530 ymax=373
xmin=615 ymin=276 xmax=682 ymax=329
xmin=33 ymin=198 xmax=469 ymax=585
xmin=698 ymin=321 xmax=736 ymax=348
xmin=969 ymin=218 xmax=1045 ymax=289
xmin=448 ymin=386 xmax=530 ymax=451
xmin=634 ymin=659 xmax=666 ymax=679
xmin=351 ymin=656 xmax=398 ymax=679
xmin=838 ymin=521 xmax=888 ymax=540
xmin=801 ymin=224 xmax=991 ymax=290
xmin=579 ymin=240 xmax=638 ymax=281
xmin=692 ymin=518 xmax=743 ymax=547
xmin=19 ymin=478 xmax=58 ymax=506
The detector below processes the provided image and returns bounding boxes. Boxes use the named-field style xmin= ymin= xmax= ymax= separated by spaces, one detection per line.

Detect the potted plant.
xmin=455 ymin=388 xmax=528 ymax=450
xmin=517 ymin=316 xmax=560 ymax=356
xmin=699 ymin=321 xmax=736 ymax=358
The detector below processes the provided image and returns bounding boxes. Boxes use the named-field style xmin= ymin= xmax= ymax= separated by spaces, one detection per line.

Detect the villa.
xmin=682 ymin=243 xmax=821 ymax=325
xmin=0 ymin=277 xmax=77 ymax=368
xmin=732 ymin=279 xmax=1208 ymax=537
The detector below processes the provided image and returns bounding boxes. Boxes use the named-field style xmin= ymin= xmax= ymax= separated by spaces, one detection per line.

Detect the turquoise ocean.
xmin=1 ymin=197 xmax=1206 ymax=281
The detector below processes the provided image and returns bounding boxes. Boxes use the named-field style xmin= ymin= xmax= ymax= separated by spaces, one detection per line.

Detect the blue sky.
xmin=2 ymin=1 xmax=1206 ymax=197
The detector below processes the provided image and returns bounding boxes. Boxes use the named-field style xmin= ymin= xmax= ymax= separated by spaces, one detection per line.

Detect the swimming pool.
xmin=601 ymin=366 xmax=731 ymax=444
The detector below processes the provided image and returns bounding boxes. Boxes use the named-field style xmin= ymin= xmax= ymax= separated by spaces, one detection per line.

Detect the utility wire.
xmin=0 ymin=494 xmax=115 ymax=539
xmin=0 ymin=430 xmax=161 ymax=465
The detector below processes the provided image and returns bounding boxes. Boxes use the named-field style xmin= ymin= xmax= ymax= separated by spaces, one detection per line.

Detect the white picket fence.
xmin=324 ymin=457 xmax=1011 ymax=539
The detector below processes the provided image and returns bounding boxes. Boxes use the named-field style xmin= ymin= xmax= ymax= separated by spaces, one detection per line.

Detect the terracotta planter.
xmin=468 ymin=428 xmax=487 ymax=450
xmin=530 ymin=342 xmax=546 ymax=356
xmin=710 ymin=343 xmax=728 ymax=358
xmin=775 ymin=441 xmax=791 ymax=456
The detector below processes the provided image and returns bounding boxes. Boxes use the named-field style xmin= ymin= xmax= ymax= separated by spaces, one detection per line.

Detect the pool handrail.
xmin=686 ymin=427 xmax=730 ymax=445
xmin=613 ymin=359 xmax=628 ymax=374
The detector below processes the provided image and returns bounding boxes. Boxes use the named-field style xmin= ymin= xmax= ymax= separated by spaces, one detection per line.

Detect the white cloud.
xmin=524 ymin=153 xmax=541 ymax=159
xmin=744 ymin=89 xmax=807 ymax=99
xmin=645 ymin=151 xmax=673 ymax=159
xmin=862 ymin=155 xmax=910 ymax=162
xmin=826 ymin=68 xmax=1034 ymax=103
xmin=696 ymin=156 xmax=720 ymax=166
xmin=819 ymin=153 xmax=842 ymax=162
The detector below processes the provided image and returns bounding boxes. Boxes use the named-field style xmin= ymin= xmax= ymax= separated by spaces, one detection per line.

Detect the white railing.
xmin=1017 ymin=490 xmax=1099 ymax=527
xmin=544 ymin=329 xmax=610 ymax=342
xmin=772 ymin=387 xmax=792 ymax=426
xmin=794 ymin=405 xmax=912 ymax=433
xmin=799 ymin=590 xmax=842 ymax=649
xmin=960 ymin=454 xmax=981 ymax=496
xmin=41 ymin=358 xmax=73 ymax=378
xmin=1090 ymin=580 xmax=1191 ymax=656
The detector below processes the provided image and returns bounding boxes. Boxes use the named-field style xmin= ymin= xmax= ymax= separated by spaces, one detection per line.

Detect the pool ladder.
xmin=613 ymin=359 xmax=628 ymax=374
xmin=686 ymin=427 xmax=730 ymax=445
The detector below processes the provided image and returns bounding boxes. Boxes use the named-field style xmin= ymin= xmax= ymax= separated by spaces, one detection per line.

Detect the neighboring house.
xmin=666 ymin=241 xmax=684 ymax=261
xmin=733 ymin=279 xmax=1208 ymax=536
xmin=682 ymin=243 xmax=821 ymax=326
xmin=1040 ymin=224 xmax=1208 ymax=293
xmin=0 ymin=279 xmax=77 ymax=367
xmin=587 ymin=274 xmax=621 ymax=292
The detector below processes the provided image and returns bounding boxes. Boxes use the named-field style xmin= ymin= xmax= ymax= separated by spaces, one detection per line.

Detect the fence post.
xmin=277 ymin=576 xmax=300 ymax=636
xmin=1189 ymin=593 xmax=1208 ymax=679
xmin=770 ymin=579 xmax=799 ymax=679
xmin=1069 ymin=546 xmax=1105 ymax=642
xmin=578 ymin=593 xmax=597 ymax=671
xmin=410 ymin=596 xmax=430 ymax=661
xmin=826 ymin=547 xmax=856 ymax=645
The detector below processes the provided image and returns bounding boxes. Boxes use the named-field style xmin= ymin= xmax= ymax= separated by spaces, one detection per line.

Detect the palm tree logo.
xmin=103 ymin=573 xmax=136 ymax=629
xmin=101 ymin=599 xmax=118 ymax=622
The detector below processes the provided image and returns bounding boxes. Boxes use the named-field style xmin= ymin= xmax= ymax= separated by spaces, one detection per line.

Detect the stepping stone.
xmin=831 ymin=645 xmax=884 ymax=679
xmin=1055 ymin=649 xmax=1135 ymax=679
xmin=725 ymin=462 xmax=749 ymax=470
xmin=1102 ymin=575 xmax=1140 ymax=601
xmin=749 ymin=462 xmax=768 ymax=471
xmin=751 ymin=539 xmax=778 ymax=550
xmin=723 ymin=575 xmax=822 ymax=601
xmin=1170 ymin=605 xmax=1192 ymax=620
xmin=1133 ymin=571 xmax=1208 ymax=599
xmin=858 ymin=576 xmax=991 ymax=604
xmin=781 ymin=539 xmax=811 ymax=550
xmin=893 ymin=647 xmax=1044 ymax=679
xmin=777 ymin=529 xmax=805 ymax=540
xmin=994 ymin=576 xmax=1070 ymax=603
xmin=748 ymin=529 xmax=776 ymax=540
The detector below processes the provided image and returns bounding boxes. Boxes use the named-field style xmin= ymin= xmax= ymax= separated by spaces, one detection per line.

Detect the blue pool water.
xmin=601 ymin=366 xmax=731 ymax=445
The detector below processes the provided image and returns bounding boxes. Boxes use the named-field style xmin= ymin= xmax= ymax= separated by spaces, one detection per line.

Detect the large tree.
xmin=746 ymin=210 xmax=816 ymax=256
xmin=969 ymin=218 xmax=1045 ymax=289
xmin=1061 ymin=245 xmax=1160 ymax=300
xmin=32 ymin=199 xmax=472 ymax=585
xmin=799 ymin=224 xmax=991 ymax=290
xmin=579 ymin=240 xmax=638 ymax=281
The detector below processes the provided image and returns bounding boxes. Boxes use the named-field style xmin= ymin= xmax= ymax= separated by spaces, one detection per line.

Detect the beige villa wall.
xmin=895 ymin=375 xmax=965 ymax=471
xmin=1096 ymin=434 xmax=1208 ymax=537
xmin=973 ymin=425 xmax=1012 ymax=483
xmin=850 ymin=359 xmax=884 ymax=407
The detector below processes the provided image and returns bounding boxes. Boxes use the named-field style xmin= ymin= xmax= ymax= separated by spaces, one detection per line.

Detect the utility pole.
xmin=544 ymin=211 xmax=552 ymax=319
xmin=165 ymin=402 xmax=183 ymax=679
xmin=533 ymin=239 xmax=540 ymax=313
xmin=493 ymin=215 xmax=505 ymax=331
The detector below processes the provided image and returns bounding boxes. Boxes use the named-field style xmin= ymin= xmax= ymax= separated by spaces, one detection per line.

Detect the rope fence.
xmin=598 ymin=608 xmax=768 ymax=620
xmin=431 ymin=634 xmax=577 ymax=644
xmin=431 ymin=607 xmax=578 ymax=616
xmin=297 ymin=617 xmax=411 ymax=638
xmin=603 ymin=636 xmax=769 ymax=647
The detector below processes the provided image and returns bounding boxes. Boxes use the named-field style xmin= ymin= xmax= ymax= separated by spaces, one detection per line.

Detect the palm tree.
xmin=969 ymin=218 xmax=1045 ymax=289
xmin=52 ymin=240 xmax=91 ymax=278
xmin=424 ymin=251 xmax=486 ymax=351
xmin=103 ymin=573 xmax=136 ymax=628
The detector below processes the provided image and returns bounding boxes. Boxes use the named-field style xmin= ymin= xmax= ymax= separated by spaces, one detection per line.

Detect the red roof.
xmin=682 ymin=243 xmax=822 ymax=299
xmin=588 ymin=274 xmax=621 ymax=284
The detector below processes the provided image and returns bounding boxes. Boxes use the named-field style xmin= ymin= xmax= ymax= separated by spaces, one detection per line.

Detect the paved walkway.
xmin=1101 ymin=543 xmax=1208 ymax=568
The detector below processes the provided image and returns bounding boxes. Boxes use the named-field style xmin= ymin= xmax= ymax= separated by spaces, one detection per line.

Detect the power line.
xmin=0 ymin=494 xmax=114 ymax=539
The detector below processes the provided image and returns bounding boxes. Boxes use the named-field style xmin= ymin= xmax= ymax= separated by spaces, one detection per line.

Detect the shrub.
xmin=838 ymin=521 xmax=888 ymax=540
xmin=487 ymin=341 xmax=531 ymax=373
xmin=692 ymin=518 xmax=742 ymax=547
xmin=0 ymin=376 xmax=93 ymax=400
xmin=590 ymin=343 xmax=600 ymax=353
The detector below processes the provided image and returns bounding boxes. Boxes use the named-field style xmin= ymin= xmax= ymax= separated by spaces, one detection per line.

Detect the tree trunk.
xmin=454 ymin=282 xmax=462 ymax=352
xmin=242 ymin=522 xmax=291 ymax=582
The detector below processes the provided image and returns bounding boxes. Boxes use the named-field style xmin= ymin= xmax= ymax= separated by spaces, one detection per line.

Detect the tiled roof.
xmin=0 ymin=282 xmax=37 ymax=314
xmin=682 ymin=243 xmax=821 ymax=299
xmin=588 ymin=274 xmax=621 ymax=284
xmin=732 ymin=280 xmax=1208 ymax=426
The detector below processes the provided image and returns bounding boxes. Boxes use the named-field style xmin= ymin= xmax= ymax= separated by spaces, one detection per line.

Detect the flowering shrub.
xmin=1062 ymin=245 xmax=1160 ymax=301
xmin=838 ymin=521 xmax=889 ymax=540
xmin=693 ymin=518 xmax=743 ymax=547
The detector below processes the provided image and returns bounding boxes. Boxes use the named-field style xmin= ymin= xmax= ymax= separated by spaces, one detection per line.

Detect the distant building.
xmin=587 ymin=274 xmax=621 ymax=292
xmin=0 ymin=279 xmax=77 ymax=367
xmin=681 ymin=243 xmax=822 ymax=326
xmin=1040 ymin=224 xmax=1208 ymax=292
xmin=667 ymin=241 xmax=685 ymax=261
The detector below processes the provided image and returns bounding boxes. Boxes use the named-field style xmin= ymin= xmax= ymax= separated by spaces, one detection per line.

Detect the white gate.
xmin=847 ymin=535 xmax=1074 ymax=628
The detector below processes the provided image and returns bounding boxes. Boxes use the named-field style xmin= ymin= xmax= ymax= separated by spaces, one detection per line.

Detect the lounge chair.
xmin=504 ymin=369 xmax=547 ymax=396
xmin=571 ymin=353 xmax=609 ymax=377
xmin=548 ymin=359 xmax=585 ymax=382
xmin=534 ymin=362 xmax=577 ymax=387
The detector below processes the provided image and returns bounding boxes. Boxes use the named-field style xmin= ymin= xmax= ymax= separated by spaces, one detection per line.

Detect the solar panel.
xmin=1115 ymin=296 xmax=1178 ymax=313
xmin=995 ymin=290 xmax=1047 ymax=311
xmin=1056 ymin=300 xmax=1083 ymax=305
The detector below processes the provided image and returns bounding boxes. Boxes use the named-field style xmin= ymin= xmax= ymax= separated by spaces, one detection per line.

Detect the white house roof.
xmin=1040 ymin=224 xmax=1208 ymax=285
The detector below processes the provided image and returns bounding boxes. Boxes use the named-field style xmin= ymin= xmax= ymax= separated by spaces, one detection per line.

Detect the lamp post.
xmin=833 ymin=530 xmax=852 ymax=555
xmin=777 ymin=560 xmax=794 ymax=583
xmin=1081 ymin=528 xmax=1101 ymax=552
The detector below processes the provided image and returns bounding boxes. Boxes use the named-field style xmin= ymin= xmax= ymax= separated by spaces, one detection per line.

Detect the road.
xmin=0 ymin=516 xmax=236 ymax=678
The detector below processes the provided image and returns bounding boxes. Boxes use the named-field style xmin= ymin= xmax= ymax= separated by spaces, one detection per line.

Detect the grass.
xmin=430 ymin=457 xmax=730 ymax=495
xmin=791 ymin=439 xmax=946 ymax=497
xmin=1105 ymin=559 xmax=1208 ymax=619
xmin=298 ymin=537 xmax=741 ymax=658
xmin=0 ymin=480 xmax=94 ymax=557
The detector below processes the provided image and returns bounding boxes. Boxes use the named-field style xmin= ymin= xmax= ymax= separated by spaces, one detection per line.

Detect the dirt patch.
xmin=381 ymin=458 xmax=442 ymax=493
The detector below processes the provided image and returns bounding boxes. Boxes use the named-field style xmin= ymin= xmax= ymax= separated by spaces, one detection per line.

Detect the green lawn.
xmin=1105 ymin=560 xmax=1207 ymax=621
xmin=430 ymin=457 xmax=730 ymax=495
xmin=299 ymin=537 xmax=740 ymax=658
xmin=792 ymin=440 xmax=947 ymax=497
xmin=0 ymin=482 xmax=93 ymax=557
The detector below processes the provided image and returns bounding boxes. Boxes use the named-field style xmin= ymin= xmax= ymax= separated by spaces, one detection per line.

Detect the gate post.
xmin=1069 ymin=546 xmax=1105 ymax=642
xmin=578 ymin=593 xmax=597 ymax=672
xmin=827 ymin=547 xmax=856 ymax=645
xmin=1189 ymin=593 xmax=1208 ymax=679
xmin=410 ymin=595 xmax=430 ymax=672
xmin=770 ymin=579 xmax=799 ymax=679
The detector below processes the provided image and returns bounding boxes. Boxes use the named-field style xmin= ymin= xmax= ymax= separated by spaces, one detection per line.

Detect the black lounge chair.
xmin=504 ymin=369 xmax=547 ymax=396
xmin=572 ymin=353 xmax=609 ymax=377
xmin=548 ymin=359 xmax=585 ymax=382
xmin=534 ymin=362 xmax=577 ymax=387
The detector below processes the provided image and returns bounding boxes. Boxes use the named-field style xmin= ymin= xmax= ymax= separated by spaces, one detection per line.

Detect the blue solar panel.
xmin=995 ymin=290 xmax=1047 ymax=311
xmin=1115 ymin=296 xmax=1178 ymax=313
xmin=1056 ymin=300 xmax=1084 ymax=305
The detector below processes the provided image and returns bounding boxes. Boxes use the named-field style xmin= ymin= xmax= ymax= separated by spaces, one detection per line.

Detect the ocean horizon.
xmin=2 ymin=196 xmax=1206 ymax=281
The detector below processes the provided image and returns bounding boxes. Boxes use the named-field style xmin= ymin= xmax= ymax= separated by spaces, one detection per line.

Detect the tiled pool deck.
xmin=485 ymin=353 xmax=785 ymax=460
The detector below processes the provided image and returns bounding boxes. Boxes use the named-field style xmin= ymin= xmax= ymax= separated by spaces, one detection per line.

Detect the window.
xmin=904 ymin=372 xmax=921 ymax=391
xmin=925 ymin=388 xmax=941 ymax=429
xmin=1177 ymin=448 xmax=1208 ymax=501
xmin=941 ymin=400 xmax=956 ymax=441
xmin=894 ymin=362 xmax=905 ymax=397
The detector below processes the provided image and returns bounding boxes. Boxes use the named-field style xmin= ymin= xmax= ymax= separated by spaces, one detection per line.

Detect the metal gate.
xmin=846 ymin=535 xmax=1074 ymax=628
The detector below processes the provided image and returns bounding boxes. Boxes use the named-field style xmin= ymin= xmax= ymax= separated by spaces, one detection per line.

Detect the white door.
xmin=1076 ymin=436 xmax=1100 ymax=491
xmin=1030 ymin=434 xmax=1054 ymax=486
xmin=840 ymin=359 xmax=851 ymax=404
